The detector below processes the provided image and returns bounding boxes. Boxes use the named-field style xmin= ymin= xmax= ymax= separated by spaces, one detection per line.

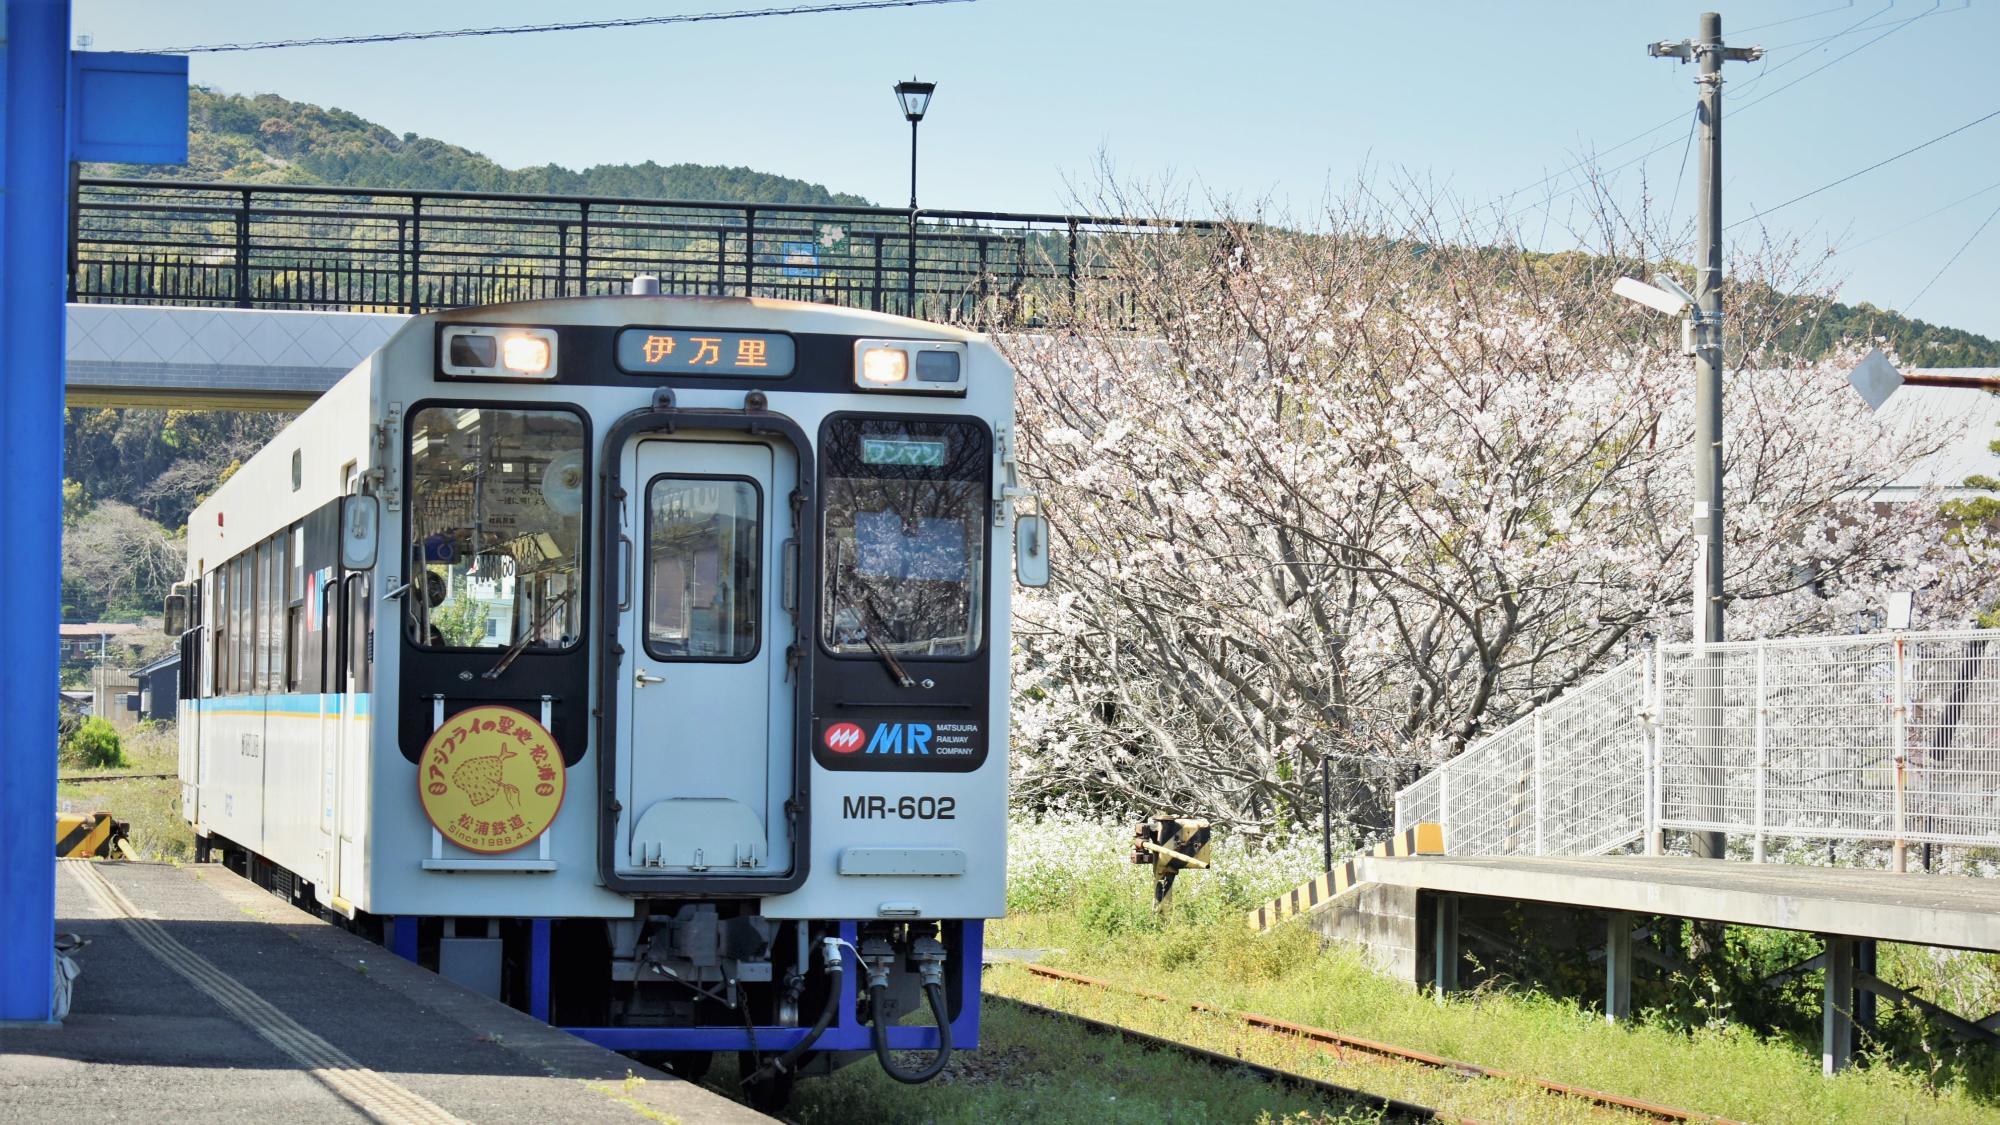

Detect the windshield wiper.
xmin=483 ymin=598 xmax=569 ymax=680
xmin=864 ymin=632 xmax=916 ymax=688
xmin=859 ymin=594 xmax=915 ymax=688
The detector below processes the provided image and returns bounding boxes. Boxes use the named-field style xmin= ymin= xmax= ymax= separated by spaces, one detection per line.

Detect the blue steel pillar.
xmin=0 ymin=0 xmax=72 ymax=1025
xmin=1 ymin=5 xmax=184 ymax=1023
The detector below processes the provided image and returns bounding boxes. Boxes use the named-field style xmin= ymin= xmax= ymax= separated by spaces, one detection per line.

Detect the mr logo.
xmin=864 ymin=722 xmax=932 ymax=755
xmin=823 ymin=721 xmax=934 ymax=755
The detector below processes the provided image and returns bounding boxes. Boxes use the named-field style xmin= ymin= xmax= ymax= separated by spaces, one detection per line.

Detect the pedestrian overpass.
xmin=65 ymin=303 xmax=402 ymax=409
xmin=62 ymin=175 xmax=1205 ymax=409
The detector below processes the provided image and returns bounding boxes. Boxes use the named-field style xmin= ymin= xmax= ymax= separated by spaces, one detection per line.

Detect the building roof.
xmin=58 ymin=622 xmax=143 ymax=637
xmin=1875 ymin=371 xmax=2000 ymax=499
xmin=132 ymin=652 xmax=181 ymax=677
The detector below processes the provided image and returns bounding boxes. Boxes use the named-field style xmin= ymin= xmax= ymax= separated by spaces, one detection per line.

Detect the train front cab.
xmin=387 ymin=304 xmax=1048 ymax=1094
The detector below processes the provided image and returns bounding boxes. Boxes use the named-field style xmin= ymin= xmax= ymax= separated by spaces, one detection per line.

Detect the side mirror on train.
xmin=1015 ymin=509 xmax=1051 ymax=589
xmin=341 ymin=494 xmax=381 ymax=570
xmin=163 ymin=590 xmax=189 ymax=636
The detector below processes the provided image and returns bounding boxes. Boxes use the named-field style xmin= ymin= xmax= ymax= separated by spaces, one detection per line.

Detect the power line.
xmin=1664 ymin=107 xmax=1699 ymax=237
xmin=1765 ymin=0 xmax=1900 ymax=50
xmin=1734 ymin=3 xmax=1957 ymax=116
xmin=1727 ymin=106 xmax=2000 ymax=231
xmin=1731 ymin=1 xmax=1855 ymax=36
xmin=1904 ymin=198 xmax=2000 ymax=315
xmin=1488 ymin=1 xmax=1968 ymax=238
xmin=1842 ymin=177 xmax=2000 ymax=253
xmin=1481 ymin=2 xmax=1931 ymax=240
xmin=141 ymin=0 xmax=974 ymax=54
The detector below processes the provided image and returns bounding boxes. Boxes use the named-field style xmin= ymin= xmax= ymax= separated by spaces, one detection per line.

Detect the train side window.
xmin=254 ymin=540 xmax=266 ymax=692
xmin=327 ymin=576 xmax=346 ymax=692
xmin=234 ymin=553 xmax=251 ymax=694
xmin=347 ymin=573 xmax=372 ymax=693
xmin=266 ymin=536 xmax=286 ymax=693
xmin=210 ymin=568 xmax=227 ymax=696
xmin=286 ymin=524 xmax=304 ymax=692
xmin=644 ymin=476 xmax=762 ymax=662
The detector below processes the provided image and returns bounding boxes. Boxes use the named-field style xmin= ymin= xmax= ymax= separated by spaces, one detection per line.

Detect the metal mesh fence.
xmin=1395 ymin=659 xmax=1647 ymax=856
xmin=1397 ymin=629 xmax=2000 ymax=859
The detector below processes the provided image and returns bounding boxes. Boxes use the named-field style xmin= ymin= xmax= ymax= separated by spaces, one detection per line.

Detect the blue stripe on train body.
xmin=864 ymin=722 xmax=933 ymax=755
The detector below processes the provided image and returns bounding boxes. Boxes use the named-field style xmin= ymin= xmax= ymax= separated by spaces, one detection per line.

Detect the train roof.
xmin=412 ymin=293 xmax=988 ymax=344
xmin=184 ymin=294 xmax=991 ymax=564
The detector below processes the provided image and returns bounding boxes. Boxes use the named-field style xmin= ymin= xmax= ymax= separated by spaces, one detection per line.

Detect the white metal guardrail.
xmin=1395 ymin=629 xmax=2000 ymax=866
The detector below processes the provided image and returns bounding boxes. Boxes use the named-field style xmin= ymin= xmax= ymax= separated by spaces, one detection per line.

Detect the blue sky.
xmin=74 ymin=1 xmax=2000 ymax=340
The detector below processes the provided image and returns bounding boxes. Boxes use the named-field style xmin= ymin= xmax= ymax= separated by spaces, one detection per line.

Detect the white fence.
xmin=1395 ymin=629 xmax=2000 ymax=863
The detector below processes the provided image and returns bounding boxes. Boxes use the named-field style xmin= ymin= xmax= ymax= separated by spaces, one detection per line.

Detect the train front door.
xmin=616 ymin=437 xmax=795 ymax=878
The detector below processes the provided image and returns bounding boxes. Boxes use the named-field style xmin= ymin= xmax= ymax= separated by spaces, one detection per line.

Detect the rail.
xmin=68 ymin=177 xmax=1215 ymax=326
xmin=1395 ymin=628 xmax=2000 ymax=865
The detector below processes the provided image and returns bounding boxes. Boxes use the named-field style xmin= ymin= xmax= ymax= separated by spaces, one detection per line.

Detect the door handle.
xmin=635 ymin=670 xmax=665 ymax=687
xmin=618 ymin=534 xmax=634 ymax=612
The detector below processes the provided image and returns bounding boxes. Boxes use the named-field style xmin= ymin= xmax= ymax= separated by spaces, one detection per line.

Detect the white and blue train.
xmin=166 ymin=288 xmax=1048 ymax=1102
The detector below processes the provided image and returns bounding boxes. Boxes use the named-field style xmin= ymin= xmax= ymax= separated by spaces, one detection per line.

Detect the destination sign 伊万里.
xmin=616 ymin=329 xmax=795 ymax=377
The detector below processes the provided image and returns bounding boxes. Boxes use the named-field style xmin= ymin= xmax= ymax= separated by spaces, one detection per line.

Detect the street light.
xmin=1615 ymin=271 xmax=1713 ymax=645
xmin=1616 ymin=269 xmax=1726 ymax=861
xmin=894 ymin=78 xmax=936 ymax=317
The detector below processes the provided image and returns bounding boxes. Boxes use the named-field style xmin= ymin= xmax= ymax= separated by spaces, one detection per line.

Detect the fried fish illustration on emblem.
xmin=453 ymin=747 xmax=521 ymax=808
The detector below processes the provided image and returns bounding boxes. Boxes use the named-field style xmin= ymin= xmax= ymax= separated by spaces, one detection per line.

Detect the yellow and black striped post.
xmin=56 ymin=812 xmax=123 ymax=859
xmin=1248 ymin=823 xmax=1444 ymax=933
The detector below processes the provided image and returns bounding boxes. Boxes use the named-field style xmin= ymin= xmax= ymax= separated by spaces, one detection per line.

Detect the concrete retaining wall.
xmin=1310 ymin=881 xmax=1421 ymax=985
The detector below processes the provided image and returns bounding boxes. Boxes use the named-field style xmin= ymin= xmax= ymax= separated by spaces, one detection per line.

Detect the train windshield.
xmin=405 ymin=405 xmax=587 ymax=651
xmin=822 ymin=417 xmax=987 ymax=658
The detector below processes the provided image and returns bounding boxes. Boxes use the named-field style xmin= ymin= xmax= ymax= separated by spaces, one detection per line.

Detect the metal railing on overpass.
xmin=68 ymin=177 xmax=1212 ymax=325
xmin=1395 ymin=629 xmax=2000 ymax=865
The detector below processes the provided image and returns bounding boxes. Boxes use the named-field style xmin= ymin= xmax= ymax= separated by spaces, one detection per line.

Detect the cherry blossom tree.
xmin=999 ymin=200 xmax=1981 ymax=836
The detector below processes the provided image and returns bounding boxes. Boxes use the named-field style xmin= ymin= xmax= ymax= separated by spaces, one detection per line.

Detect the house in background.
xmin=58 ymin=622 xmax=143 ymax=661
xmin=91 ymin=672 xmax=142 ymax=732
xmin=133 ymin=652 xmax=181 ymax=723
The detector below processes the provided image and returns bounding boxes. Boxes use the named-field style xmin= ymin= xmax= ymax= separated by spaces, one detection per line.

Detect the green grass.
xmin=735 ymin=1000 xmax=1389 ymax=1124
xmin=56 ymin=724 xmax=190 ymax=861
xmin=987 ymin=905 xmax=2000 ymax=1125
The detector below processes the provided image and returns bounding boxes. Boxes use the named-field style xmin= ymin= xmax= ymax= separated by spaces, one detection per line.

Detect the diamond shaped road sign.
xmin=1848 ymin=347 xmax=1905 ymax=413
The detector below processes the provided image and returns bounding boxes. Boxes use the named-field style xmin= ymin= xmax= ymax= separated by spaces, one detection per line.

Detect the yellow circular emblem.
xmin=418 ymin=705 xmax=565 ymax=854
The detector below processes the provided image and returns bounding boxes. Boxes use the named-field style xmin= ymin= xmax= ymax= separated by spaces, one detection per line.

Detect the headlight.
xmin=440 ymin=325 xmax=558 ymax=380
xmin=859 ymin=346 xmax=909 ymax=385
xmin=502 ymin=334 xmax=552 ymax=375
xmin=853 ymin=339 xmax=967 ymax=394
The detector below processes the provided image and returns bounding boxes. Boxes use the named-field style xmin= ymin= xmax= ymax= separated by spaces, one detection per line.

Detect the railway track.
xmin=58 ymin=770 xmax=176 ymax=783
xmin=987 ymin=992 xmax=1458 ymax=1122
xmin=996 ymin=962 xmax=1746 ymax=1125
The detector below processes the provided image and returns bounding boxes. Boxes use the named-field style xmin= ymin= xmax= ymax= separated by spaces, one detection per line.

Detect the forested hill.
xmin=85 ymin=87 xmax=874 ymax=206
xmin=61 ymin=85 xmax=1999 ymax=627
xmin=1778 ymin=300 xmax=1999 ymax=368
xmin=88 ymin=90 xmax=1998 ymax=366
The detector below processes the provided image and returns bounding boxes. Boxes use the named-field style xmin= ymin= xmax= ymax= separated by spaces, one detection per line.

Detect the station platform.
xmin=0 ymin=859 xmax=769 ymax=1124
xmin=1328 ymin=852 xmax=2000 ymax=1073
xmin=1357 ymin=853 xmax=2000 ymax=953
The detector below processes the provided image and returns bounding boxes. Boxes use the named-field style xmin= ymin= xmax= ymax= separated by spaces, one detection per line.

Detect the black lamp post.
xmin=894 ymin=78 xmax=935 ymax=317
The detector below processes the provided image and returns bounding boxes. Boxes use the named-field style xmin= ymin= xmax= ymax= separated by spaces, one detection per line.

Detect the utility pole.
xmin=1651 ymin=13 xmax=1761 ymax=861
